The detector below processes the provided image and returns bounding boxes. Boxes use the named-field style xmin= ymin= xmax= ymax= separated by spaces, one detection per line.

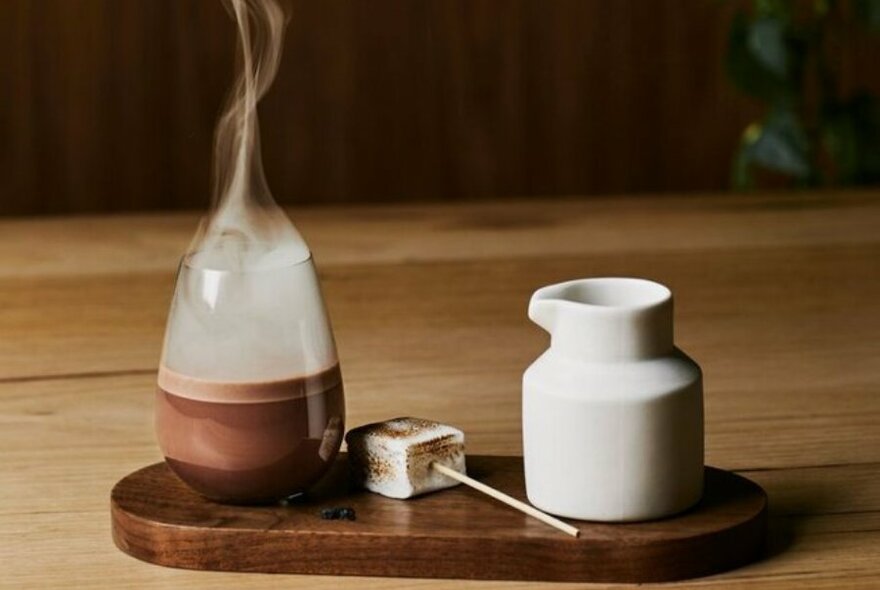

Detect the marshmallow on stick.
xmin=345 ymin=417 xmax=466 ymax=499
xmin=345 ymin=417 xmax=580 ymax=538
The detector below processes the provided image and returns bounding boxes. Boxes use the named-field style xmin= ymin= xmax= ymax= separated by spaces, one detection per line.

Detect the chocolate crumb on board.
xmin=320 ymin=507 xmax=356 ymax=521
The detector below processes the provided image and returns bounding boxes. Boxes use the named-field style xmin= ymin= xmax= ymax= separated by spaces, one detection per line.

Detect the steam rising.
xmin=160 ymin=0 xmax=336 ymax=389
xmin=190 ymin=0 xmax=308 ymax=270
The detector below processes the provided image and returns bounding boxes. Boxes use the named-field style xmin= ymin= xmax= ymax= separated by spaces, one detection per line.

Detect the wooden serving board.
xmin=111 ymin=455 xmax=767 ymax=583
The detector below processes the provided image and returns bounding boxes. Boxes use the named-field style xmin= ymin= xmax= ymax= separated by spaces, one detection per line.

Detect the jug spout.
xmin=528 ymin=278 xmax=674 ymax=361
xmin=527 ymin=297 xmax=558 ymax=334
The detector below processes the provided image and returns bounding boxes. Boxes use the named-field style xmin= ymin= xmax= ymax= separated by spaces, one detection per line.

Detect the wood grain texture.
xmin=111 ymin=457 xmax=767 ymax=583
xmin=1 ymin=191 xmax=879 ymax=587
xmin=0 ymin=0 xmax=842 ymax=215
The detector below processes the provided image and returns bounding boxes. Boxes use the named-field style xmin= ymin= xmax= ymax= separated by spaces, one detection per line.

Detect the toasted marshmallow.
xmin=345 ymin=417 xmax=466 ymax=499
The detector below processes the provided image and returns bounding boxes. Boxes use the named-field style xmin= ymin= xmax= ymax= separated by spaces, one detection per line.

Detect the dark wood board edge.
xmin=111 ymin=460 xmax=768 ymax=583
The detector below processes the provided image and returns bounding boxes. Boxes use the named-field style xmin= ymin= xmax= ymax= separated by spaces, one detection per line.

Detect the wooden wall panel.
xmin=0 ymin=0 xmax=853 ymax=215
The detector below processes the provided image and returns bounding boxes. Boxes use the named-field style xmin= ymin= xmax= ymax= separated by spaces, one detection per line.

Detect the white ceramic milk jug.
xmin=522 ymin=277 xmax=704 ymax=522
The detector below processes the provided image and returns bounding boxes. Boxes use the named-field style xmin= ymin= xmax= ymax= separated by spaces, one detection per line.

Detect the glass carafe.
xmin=155 ymin=246 xmax=344 ymax=504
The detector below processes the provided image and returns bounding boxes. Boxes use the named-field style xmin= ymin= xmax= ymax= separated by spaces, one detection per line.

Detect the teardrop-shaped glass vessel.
xmin=154 ymin=0 xmax=344 ymax=504
xmin=155 ymin=240 xmax=345 ymax=504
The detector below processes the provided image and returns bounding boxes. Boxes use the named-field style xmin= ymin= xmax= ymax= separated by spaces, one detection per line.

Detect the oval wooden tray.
xmin=111 ymin=455 xmax=766 ymax=583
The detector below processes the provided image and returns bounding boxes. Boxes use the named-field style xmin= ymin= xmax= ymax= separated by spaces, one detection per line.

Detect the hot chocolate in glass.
xmin=156 ymin=255 xmax=345 ymax=503
xmin=155 ymin=0 xmax=344 ymax=503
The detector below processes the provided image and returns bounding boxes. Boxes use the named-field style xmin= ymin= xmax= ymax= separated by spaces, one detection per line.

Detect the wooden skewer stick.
xmin=432 ymin=462 xmax=580 ymax=538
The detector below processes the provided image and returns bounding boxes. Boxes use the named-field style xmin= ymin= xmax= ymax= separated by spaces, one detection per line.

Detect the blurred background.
xmin=2 ymin=0 xmax=879 ymax=216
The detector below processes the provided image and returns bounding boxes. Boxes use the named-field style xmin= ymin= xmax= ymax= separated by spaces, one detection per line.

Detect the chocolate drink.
xmin=156 ymin=363 xmax=344 ymax=504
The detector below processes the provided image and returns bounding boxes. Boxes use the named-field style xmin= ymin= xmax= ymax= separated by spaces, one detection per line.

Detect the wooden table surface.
xmin=2 ymin=191 xmax=879 ymax=589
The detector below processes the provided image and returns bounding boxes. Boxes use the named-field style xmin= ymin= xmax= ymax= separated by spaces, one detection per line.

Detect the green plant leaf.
xmin=856 ymin=98 xmax=880 ymax=182
xmin=748 ymin=18 xmax=788 ymax=77
xmin=726 ymin=12 xmax=796 ymax=102
xmin=823 ymin=94 xmax=880 ymax=183
xmin=855 ymin=0 xmax=880 ymax=32
xmin=822 ymin=107 xmax=859 ymax=184
xmin=732 ymin=127 xmax=758 ymax=190
xmin=755 ymin=0 xmax=791 ymax=19
xmin=739 ymin=108 xmax=812 ymax=180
